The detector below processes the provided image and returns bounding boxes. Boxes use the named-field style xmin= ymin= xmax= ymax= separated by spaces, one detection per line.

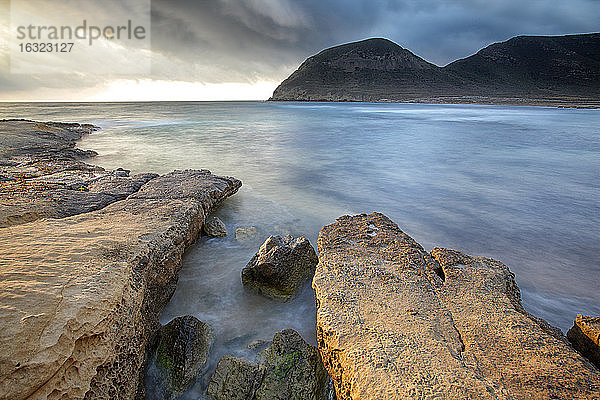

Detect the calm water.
xmin=1 ymin=102 xmax=598 ymax=397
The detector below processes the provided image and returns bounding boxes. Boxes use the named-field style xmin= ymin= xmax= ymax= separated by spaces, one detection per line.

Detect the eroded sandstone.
xmin=313 ymin=212 xmax=600 ymax=400
xmin=0 ymin=120 xmax=242 ymax=399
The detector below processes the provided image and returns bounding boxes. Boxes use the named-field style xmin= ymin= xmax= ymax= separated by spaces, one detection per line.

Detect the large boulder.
xmin=207 ymin=329 xmax=330 ymax=400
xmin=146 ymin=316 xmax=212 ymax=400
xmin=567 ymin=315 xmax=600 ymax=369
xmin=313 ymin=212 xmax=600 ymax=400
xmin=203 ymin=216 xmax=227 ymax=237
xmin=242 ymin=235 xmax=318 ymax=301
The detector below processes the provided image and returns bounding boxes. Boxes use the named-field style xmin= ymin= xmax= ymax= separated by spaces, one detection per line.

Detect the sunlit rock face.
xmin=313 ymin=212 xmax=600 ymax=400
xmin=0 ymin=120 xmax=242 ymax=399
xmin=568 ymin=315 xmax=600 ymax=369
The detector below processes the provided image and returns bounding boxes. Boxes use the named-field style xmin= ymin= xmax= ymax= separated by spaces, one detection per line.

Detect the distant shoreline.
xmin=267 ymin=97 xmax=600 ymax=109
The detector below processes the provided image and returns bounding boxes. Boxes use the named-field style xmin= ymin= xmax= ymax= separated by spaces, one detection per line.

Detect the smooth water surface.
xmin=1 ymin=101 xmax=598 ymax=398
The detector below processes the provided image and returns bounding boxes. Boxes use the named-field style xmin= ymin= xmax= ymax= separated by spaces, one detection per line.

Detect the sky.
xmin=0 ymin=0 xmax=599 ymax=101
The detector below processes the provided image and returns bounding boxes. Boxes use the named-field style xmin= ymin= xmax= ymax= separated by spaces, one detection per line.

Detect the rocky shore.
xmin=313 ymin=213 xmax=599 ymax=399
xmin=1 ymin=120 xmax=598 ymax=400
xmin=0 ymin=120 xmax=241 ymax=399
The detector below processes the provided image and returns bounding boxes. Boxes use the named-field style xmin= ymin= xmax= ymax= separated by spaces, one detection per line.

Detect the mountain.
xmin=269 ymin=34 xmax=600 ymax=105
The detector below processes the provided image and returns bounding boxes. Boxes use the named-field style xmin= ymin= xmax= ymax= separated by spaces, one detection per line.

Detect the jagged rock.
xmin=203 ymin=216 xmax=227 ymax=237
xmin=568 ymin=315 xmax=600 ymax=369
xmin=0 ymin=120 xmax=242 ymax=400
xmin=242 ymin=235 xmax=318 ymax=301
xmin=313 ymin=212 xmax=600 ymax=400
xmin=235 ymin=226 xmax=258 ymax=241
xmin=146 ymin=316 xmax=212 ymax=400
xmin=207 ymin=330 xmax=330 ymax=400
xmin=206 ymin=356 xmax=264 ymax=400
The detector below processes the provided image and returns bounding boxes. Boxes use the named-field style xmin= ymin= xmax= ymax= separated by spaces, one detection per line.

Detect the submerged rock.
xmin=567 ymin=315 xmax=600 ymax=369
xmin=314 ymin=212 xmax=600 ymax=399
xmin=207 ymin=329 xmax=330 ymax=400
xmin=147 ymin=316 xmax=212 ymax=400
xmin=235 ymin=226 xmax=258 ymax=241
xmin=242 ymin=235 xmax=318 ymax=301
xmin=204 ymin=216 xmax=227 ymax=237
xmin=206 ymin=355 xmax=264 ymax=400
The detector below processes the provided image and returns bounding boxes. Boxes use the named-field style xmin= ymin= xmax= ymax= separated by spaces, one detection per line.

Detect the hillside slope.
xmin=270 ymin=34 xmax=600 ymax=105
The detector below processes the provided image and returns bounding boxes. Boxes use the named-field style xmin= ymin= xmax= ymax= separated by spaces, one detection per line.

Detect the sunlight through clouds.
xmin=86 ymin=79 xmax=279 ymax=101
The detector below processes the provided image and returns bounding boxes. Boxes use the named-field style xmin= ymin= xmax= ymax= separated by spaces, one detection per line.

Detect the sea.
xmin=1 ymin=101 xmax=598 ymax=398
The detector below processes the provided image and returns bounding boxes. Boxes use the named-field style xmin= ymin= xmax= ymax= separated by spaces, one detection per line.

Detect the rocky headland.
xmin=270 ymin=33 xmax=600 ymax=107
xmin=313 ymin=213 xmax=600 ymax=399
xmin=0 ymin=120 xmax=241 ymax=399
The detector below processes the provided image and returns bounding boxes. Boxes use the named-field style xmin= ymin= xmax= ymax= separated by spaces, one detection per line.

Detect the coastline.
xmin=0 ymin=120 xmax=242 ymax=399
xmin=0 ymin=117 xmax=598 ymax=399
xmin=266 ymin=97 xmax=600 ymax=109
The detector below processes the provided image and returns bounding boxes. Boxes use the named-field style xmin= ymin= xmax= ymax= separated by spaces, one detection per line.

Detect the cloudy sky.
xmin=0 ymin=0 xmax=598 ymax=101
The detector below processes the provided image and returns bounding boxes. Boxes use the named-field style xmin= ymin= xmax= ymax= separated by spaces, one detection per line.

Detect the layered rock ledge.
xmin=313 ymin=213 xmax=599 ymax=399
xmin=0 ymin=120 xmax=242 ymax=399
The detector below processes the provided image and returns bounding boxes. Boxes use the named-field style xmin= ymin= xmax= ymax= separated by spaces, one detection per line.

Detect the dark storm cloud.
xmin=1 ymin=0 xmax=599 ymax=97
xmin=147 ymin=0 xmax=600 ymax=83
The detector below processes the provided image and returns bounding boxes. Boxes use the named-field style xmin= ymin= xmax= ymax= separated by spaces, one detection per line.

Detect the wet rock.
xmin=203 ymin=216 xmax=228 ymax=237
xmin=147 ymin=316 xmax=212 ymax=400
xmin=567 ymin=315 xmax=600 ymax=369
xmin=207 ymin=330 xmax=330 ymax=400
xmin=206 ymin=356 xmax=264 ymax=400
xmin=256 ymin=329 xmax=330 ymax=400
xmin=235 ymin=226 xmax=258 ymax=241
xmin=314 ymin=212 xmax=600 ymax=399
xmin=242 ymin=235 xmax=318 ymax=301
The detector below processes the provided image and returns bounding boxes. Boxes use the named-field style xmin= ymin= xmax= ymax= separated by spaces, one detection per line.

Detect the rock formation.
xmin=207 ymin=329 xmax=330 ymax=400
xmin=313 ymin=212 xmax=600 ymax=399
xmin=242 ymin=235 xmax=318 ymax=301
xmin=203 ymin=216 xmax=228 ymax=237
xmin=270 ymin=34 xmax=600 ymax=107
xmin=0 ymin=120 xmax=160 ymax=228
xmin=146 ymin=316 xmax=213 ymax=400
xmin=568 ymin=314 xmax=600 ymax=369
xmin=0 ymin=120 xmax=242 ymax=399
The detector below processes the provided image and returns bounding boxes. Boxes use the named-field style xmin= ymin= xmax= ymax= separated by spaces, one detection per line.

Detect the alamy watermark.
xmin=10 ymin=0 xmax=151 ymax=74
